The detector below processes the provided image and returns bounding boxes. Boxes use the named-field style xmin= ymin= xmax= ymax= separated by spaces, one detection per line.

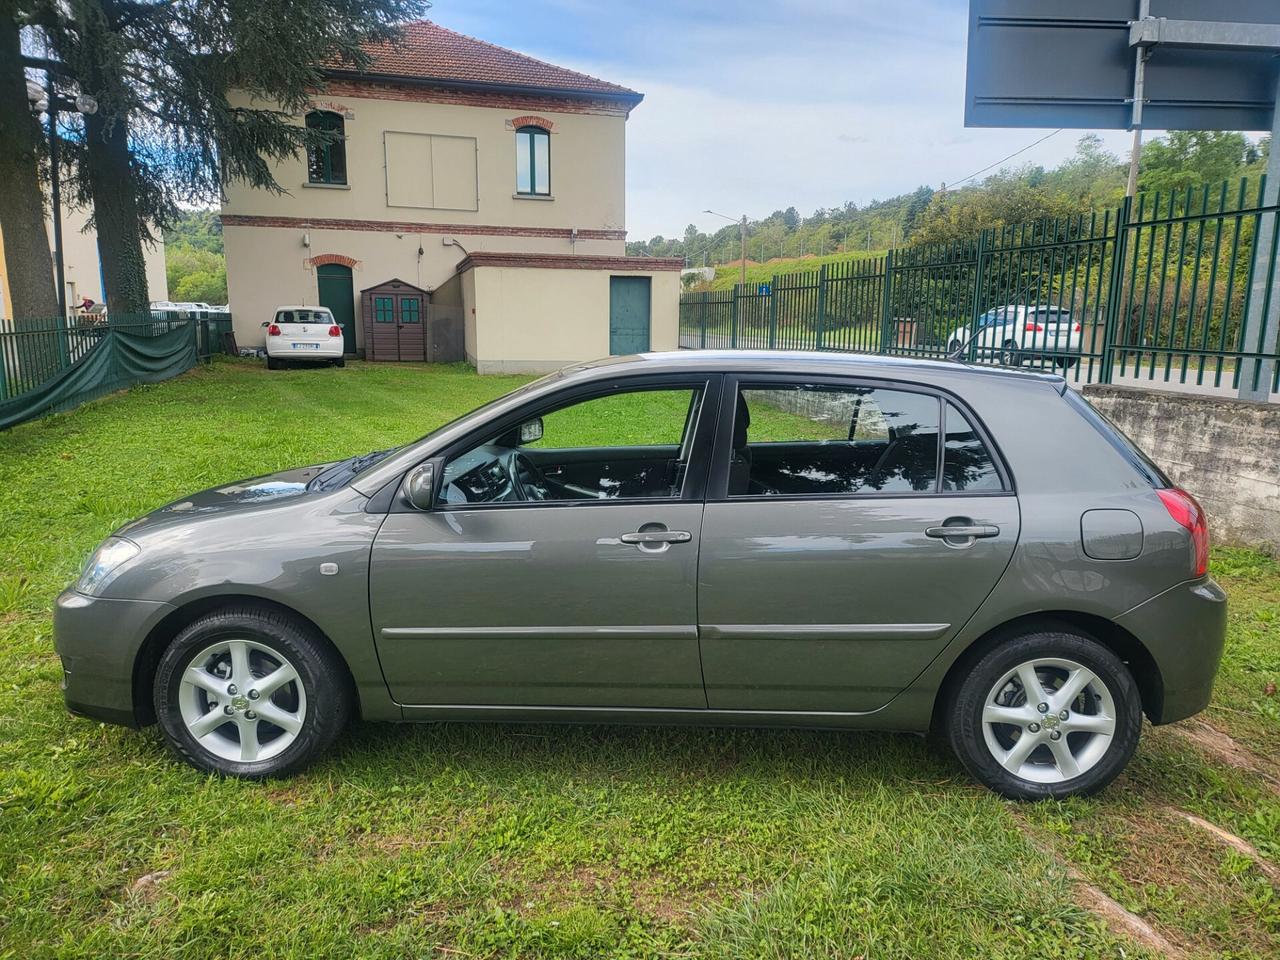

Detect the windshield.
xmin=276 ymin=310 xmax=333 ymax=324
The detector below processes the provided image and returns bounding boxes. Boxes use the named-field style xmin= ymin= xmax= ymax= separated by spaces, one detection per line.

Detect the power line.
xmin=946 ymin=129 xmax=1064 ymax=190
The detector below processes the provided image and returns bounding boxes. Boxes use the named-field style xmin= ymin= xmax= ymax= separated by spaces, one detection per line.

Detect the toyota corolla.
xmin=54 ymin=351 xmax=1226 ymax=799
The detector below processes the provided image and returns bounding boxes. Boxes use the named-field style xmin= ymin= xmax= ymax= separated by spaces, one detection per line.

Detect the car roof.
xmin=274 ymin=305 xmax=333 ymax=312
xmin=561 ymin=350 xmax=1068 ymax=390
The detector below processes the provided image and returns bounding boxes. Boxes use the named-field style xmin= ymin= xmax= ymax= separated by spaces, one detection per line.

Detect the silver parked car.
xmin=54 ymin=351 xmax=1225 ymax=799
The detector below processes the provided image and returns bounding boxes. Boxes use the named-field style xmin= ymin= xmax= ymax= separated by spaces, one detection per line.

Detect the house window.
xmin=515 ymin=125 xmax=550 ymax=196
xmin=306 ymin=111 xmax=347 ymax=185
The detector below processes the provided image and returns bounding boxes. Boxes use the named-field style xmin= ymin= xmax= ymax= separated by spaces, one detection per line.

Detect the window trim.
xmin=515 ymin=124 xmax=551 ymax=197
xmin=415 ymin=373 xmax=725 ymax=513
xmin=705 ymin=374 xmax=1014 ymax=502
xmin=306 ymin=110 xmax=348 ymax=186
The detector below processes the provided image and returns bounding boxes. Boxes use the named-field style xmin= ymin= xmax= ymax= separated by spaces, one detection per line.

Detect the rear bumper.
xmin=265 ymin=340 xmax=344 ymax=360
xmin=1116 ymin=577 xmax=1228 ymax=724
xmin=53 ymin=589 xmax=176 ymax=727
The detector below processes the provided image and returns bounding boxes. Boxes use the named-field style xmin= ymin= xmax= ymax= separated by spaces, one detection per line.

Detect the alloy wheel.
xmin=177 ymin=638 xmax=307 ymax=763
xmin=980 ymin=657 xmax=1116 ymax=784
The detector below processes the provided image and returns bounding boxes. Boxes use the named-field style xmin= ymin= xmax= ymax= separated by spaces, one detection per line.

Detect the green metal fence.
xmin=0 ymin=312 xmax=234 ymax=430
xmin=680 ymin=176 xmax=1280 ymax=399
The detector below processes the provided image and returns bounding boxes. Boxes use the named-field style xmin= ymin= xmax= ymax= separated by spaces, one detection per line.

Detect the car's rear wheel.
xmin=266 ymin=356 xmax=281 ymax=370
xmin=947 ymin=629 xmax=1142 ymax=799
xmin=948 ymin=338 xmax=963 ymax=355
xmin=154 ymin=605 xmax=351 ymax=778
xmin=999 ymin=340 xmax=1021 ymax=367
xmin=333 ymin=357 xmax=346 ymax=368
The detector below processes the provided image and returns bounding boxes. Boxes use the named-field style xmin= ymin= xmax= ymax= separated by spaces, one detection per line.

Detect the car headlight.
xmin=77 ymin=537 xmax=140 ymax=596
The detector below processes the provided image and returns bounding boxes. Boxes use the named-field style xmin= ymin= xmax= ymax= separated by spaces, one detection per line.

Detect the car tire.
xmin=333 ymin=357 xmax=346 ymax=368
xmin=1057 ymin=357 xmax=1078 ymax=370
xmin=948 ymin=338 xmax=963 ymax=355
xmin=1000 ymin=340 xmax=1021 ymax=367
xmin=153 ymin=604 xmax=352 ymax=779
xmin=266 ymin=357 xmax=281 ymax=371
xmin=946 ymin=628 xmax=1142 ymax=800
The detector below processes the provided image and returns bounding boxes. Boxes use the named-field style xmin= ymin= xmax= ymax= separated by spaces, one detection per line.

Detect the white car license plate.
xmin=291 ymin=343 xmax=320 ymax=350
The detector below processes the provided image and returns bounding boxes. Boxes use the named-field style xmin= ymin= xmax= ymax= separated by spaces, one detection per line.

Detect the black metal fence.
xmin=681 ymin=177 xmax=1280 ymax=399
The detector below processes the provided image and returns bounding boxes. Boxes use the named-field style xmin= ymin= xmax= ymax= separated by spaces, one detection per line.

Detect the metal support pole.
xmin=1239 ymin=77 xmax=1280 ymax=401
xmin=739 ymin=216 xmax=747 ymax=288
xmin=1126 ymin=0 xmax=1150 ymax=198
xmin=47 ymin=75 xmax=66 ymax=324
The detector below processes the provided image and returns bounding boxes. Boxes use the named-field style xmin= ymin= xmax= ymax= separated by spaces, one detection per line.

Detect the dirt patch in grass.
xmin=1025 ymin=804 xmax=1280 ymax=959
xmin=1162 ymin=719 xmax=1280 ymax=791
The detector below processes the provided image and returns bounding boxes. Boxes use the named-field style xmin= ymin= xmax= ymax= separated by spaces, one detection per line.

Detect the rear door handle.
xmin=621 ymin=530 xmax=692 ymax=545
xmin=926 ymin=524 xmax=1000 ymax=539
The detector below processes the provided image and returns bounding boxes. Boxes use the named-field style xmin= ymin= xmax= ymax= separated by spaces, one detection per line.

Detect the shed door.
xmin=316 ymin=264 xmax=355 ymax=354
xmin=371 ymin=294 xmax=400 ymax=360
xmin=609 ymin=276 xmax=651 ymax=355
xmin=396 ymin=294 xmax=425 ymax=361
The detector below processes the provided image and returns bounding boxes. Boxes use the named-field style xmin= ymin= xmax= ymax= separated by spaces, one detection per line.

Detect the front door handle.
xmin=620 ymin=530 xmax=692 ymax=545
xmin=926 ymin=523 xmax=1000 ymax=540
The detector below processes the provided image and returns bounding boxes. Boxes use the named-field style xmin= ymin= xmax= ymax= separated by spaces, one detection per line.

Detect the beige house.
xmin=0 ymin=203 xmax=167 ymax=320
xmin=222 ymin=20 xmax=681 ymax=373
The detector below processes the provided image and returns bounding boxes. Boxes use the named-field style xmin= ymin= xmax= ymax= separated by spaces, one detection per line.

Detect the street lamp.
xmin=704 ymin=209 xmax=748 ymax=288
xmin=26 ymin=63 xmax=98 ymax=320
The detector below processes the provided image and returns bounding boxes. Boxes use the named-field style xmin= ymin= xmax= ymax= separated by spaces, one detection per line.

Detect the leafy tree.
xmin=1139 ymin=131 xmax=1252 ymax=196
xmin=29 ymin=0 xmax=425 ymax=315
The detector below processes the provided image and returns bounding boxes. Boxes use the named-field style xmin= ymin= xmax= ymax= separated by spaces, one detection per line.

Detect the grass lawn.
xmin=2 ymin=359 xmax=1279 ymax=958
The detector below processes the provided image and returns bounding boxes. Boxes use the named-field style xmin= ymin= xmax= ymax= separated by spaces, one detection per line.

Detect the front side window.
xmin=728 ymin=384 xmax=942 ymax=496
xmin=515 ymin=125 xmax=550 ymax=195
xmin=306 ymin=110 xmax=347 ymax=185
xmin=440 ymin=386 xmax=704 ymax=505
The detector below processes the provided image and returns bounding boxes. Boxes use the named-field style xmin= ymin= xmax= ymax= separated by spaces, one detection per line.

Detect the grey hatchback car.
xmin=54 ymin=351 xmax=1226 ymax=799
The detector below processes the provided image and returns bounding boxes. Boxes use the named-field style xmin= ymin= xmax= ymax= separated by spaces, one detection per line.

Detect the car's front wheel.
xmin=946 ymin=629 xmax=1142 ymax=799
xmin=154 ymin=605 xmax=352 ymax=778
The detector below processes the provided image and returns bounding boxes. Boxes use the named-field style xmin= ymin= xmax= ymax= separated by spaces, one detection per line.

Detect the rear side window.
xmin=943 ymin=402 xmax=1002 ymax=492
xmin=1065 ymin=391 xmax=1170 ymax=487
xmin=730 ymin=384 xmax=941 ymax=496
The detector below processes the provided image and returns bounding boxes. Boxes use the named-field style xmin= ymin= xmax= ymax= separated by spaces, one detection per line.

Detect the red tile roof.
xmin=336 ymin=20 xmax=642 ymax=103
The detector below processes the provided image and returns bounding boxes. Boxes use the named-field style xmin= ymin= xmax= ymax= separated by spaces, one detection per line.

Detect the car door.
xmin=698 ymin=376 xmax=1019 ymax=713
xmin=369 ymin=376 xmax=720 ymax=708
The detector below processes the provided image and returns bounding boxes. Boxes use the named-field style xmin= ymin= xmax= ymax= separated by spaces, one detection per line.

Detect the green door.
xmin=609 ymin=276 xmax=651 ymax=355
xmin=316 ymin=264 xmax=356 ymax=355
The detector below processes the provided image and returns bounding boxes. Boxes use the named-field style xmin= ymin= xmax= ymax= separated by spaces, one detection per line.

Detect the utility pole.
xmin=704 ymin=209 xmax=748 ymax=286
xmin=1126 ymin=0 xmax=1151 ymax=197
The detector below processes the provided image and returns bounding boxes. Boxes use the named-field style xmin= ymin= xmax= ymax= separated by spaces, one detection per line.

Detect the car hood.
xmin=117 ymin=462 xmax=336 ymax=537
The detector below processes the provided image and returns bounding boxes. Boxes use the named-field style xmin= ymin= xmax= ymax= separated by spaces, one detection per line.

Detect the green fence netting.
xmin=0 ymin=316 xmax=227 ymax=430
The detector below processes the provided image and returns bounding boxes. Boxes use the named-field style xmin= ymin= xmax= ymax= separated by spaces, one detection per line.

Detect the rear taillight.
xmin=267 ymin=323 xmax=281 ymax=336
xmin=1025 ymin=322 xmax=1044 ymax=333
xmin=1157 ymin=487 xmax=1209 ymax=577
xmin=328 ymin=325 xmax=341 ymax=337
xmin=1073 ymin=323 xmax=1082 ymax=332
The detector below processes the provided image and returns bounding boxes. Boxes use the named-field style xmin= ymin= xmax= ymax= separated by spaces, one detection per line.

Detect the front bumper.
xmin=53 ymin=589 xmax=176 ymax=727
xmin=1116 ymin=577 xmax=1228 ymax=724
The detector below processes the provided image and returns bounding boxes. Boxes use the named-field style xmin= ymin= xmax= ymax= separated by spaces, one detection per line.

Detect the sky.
xmin=430 ymin=0 xmax=1139 ymax=242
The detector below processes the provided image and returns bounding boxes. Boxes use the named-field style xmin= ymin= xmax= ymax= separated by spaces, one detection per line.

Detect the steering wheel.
xmin=510 ymin=452 xmax=551 ymax=501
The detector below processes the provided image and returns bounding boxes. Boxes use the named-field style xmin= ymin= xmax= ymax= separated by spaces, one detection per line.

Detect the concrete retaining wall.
xmin=1083 ymin=384 xmax=1280 ymax=553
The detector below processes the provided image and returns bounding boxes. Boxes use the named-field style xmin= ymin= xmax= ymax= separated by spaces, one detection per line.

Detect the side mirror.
xmin=261 ymin=321 xmax=270 ymax=328
xmin=518 ymin=418 xmax=544 ymax=444
xmin=404 ymin=462 xmax=436 ymax=511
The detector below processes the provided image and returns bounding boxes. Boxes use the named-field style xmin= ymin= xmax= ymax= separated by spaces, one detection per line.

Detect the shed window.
xmin=306 ymin=111 xmax=347 ymax=185
xmin=373 ymin=296 xmax=394 ymax=323
xmin=515 ymin=125 xmax=550 ymax=196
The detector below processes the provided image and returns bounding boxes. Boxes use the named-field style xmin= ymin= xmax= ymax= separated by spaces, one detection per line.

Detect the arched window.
xmin=515 ymin=125 xmax=550 ymax=196
xmin=306 ymin=111 xmax=347 ymax=185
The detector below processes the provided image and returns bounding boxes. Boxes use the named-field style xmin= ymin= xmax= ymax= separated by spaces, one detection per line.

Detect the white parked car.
xmin=948 ymin=304 xmax=1083 ymax=369
xmin=263 ymin=306 xmax=346 ymax=369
